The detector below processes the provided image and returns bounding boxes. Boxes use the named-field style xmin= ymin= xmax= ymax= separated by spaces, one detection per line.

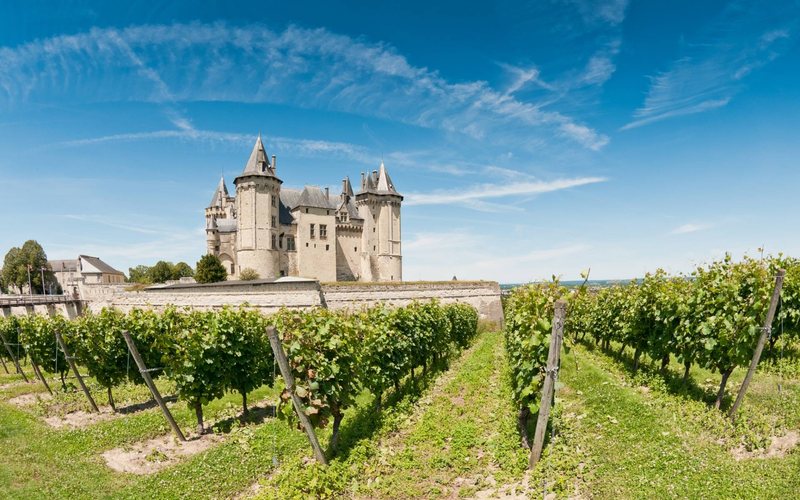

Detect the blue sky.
xmin=1 ymin=0 xmax=799 ymax=282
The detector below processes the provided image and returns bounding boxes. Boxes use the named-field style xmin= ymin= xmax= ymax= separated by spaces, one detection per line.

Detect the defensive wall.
xmin=2 ymin=280 xmax=504 ymax=327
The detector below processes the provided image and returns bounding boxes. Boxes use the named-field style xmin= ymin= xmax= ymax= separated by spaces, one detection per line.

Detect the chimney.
xmin=342 ymin=178 xmax=347 ymax=194
xmin=372 ymin=170 xmax=378 ymax=182
xmin=325 ymin=187 xmax=330 ymax=200
xmin=361 ymin=172 xmax=366 ymax=189
xmin=271 ymin=155 xmax=276 ymax=171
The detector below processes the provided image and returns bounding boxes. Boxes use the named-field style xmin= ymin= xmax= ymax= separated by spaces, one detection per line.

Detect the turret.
xmin=205 ymin=176 xmax=229 ymax=254
xmin=356 ymin=161 xmax=402 ymax=281
xmin=233 ymin=134 xmax=282 ymax=279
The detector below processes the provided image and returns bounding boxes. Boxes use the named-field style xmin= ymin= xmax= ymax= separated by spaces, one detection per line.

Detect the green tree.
xmin=195 ymin=254 xmax=227 ymax=284
xmin=172 ymin=262 xmax=194 ymax=280
xmin=3 ymin=241 xmax=52 ymax=293
xmin=148 ymin=261 xmax=175 ymax=283
xmin=2 ymin=247 xmax=25 ymax=293
xmin=128 ymin=265 xmax=152 ymax=284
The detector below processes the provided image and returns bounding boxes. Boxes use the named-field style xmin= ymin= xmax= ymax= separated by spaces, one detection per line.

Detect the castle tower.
xmin=233 ymin=135 xmax=282 ymax=279
xmin=356 ymin=161 xmax=403 ymax=281
xmin=205 ymin=176 xmax=228 ymax=254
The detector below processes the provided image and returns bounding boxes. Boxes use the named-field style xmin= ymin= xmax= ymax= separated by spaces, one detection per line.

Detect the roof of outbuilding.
xmin=49 ymin=259 xmax=78 ymax=272
xmin=78 ymin=255 xmax=124 ymax=275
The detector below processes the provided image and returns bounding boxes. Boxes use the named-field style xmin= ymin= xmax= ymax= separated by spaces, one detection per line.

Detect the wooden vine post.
xmin=266 ymin=325 xmax=328 ymax=465
xmin=729 ymin=269 xmax=785 ymax=421
xmin=529 ymin=299 xmax=566 ymax=468
xmin=0 ymin=330 xmax=29 ymax=383
xmin=120 ymin=330 xmax=186 ymax=441
xmin=55 ymin=330 xmax=99 ymax=413
xmin=29 ymin=357 xmax=53 ymax=395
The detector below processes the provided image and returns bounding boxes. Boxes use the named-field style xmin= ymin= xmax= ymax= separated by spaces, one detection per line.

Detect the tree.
xmin=195 ymin=254 xmax=227 ymax=284
xmin=148 ymin=261 xmax=175 ymax=283
xmin=239 ymin=268 xmax=259 ymax=281
xmin=172 ymin=262 xmax=194 ymax=280
xmin=128 ymin=265 xmax=152 ymax=284
xmin=2 ymin=247 xmax=23 ymax=293
xmin=2 ymin=241 xmax=52 ymax=293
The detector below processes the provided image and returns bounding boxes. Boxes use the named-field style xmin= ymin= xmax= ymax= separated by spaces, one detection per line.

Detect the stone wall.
xmin=1 ymin=301 xmax=84 ymax=319
xmin=5 ymin=281 xmax=504 ymax=327
xmin=86 ymin=279 xmax=325 ymax=314
xmin=321 ymin=281 xmax=503 ymax=326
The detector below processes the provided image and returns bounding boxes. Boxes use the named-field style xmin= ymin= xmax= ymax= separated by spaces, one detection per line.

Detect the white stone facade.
xmin=205 ymin=136 xmax=403 ymax=282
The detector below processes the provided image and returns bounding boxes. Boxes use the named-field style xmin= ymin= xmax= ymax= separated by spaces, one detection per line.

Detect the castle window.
xmin=271 ymin=215 xmax=276 ymax=228
xmin=325 ymin=244 xmax=330 ymax=251
xmin=373 ymin=246 xmax=376 ymax=251
xmin=310 ymin=223 xmax=315 ymax=239
xmin=272 ymin=194 xmax=277 ymax=208
xmin=287 ymin=237 xmax=296 ymax=251
xmin=279 ymin=234 xmax=284 ymax=249
xmin=305 ymin=208 xmax=309 ymax=214
xmin=354 ymin=247 xmax=357 ymax=252
xmin=271 ymin=234 xmax=277 ymax=250
xmin=306 ymin=242 xmax=309 ymax=247
xmin=373 ymin=228 xmax=375 ymax=233
xmin=231 ymin=264 xmax=235 ymax=274
xmin=320 ymin=224 xmax=327 ymax=239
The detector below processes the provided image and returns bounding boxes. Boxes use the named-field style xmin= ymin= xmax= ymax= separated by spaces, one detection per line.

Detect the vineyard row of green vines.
xmin=505 ymin=254 xmax=800 ymax=442
xmin=0 ymin=300 xmax=479 ymax=452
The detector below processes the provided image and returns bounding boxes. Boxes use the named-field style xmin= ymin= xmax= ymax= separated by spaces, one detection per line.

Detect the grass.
xmin=534 ymin=339 xmax=800 ymax=498
xmin=1 ymin=330 xmax=798 ymax=499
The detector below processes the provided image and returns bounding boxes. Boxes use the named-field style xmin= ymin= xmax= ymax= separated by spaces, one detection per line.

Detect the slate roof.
xmin=338 ymin=199 xmax=362 ymax=220
xmin=238 ymin=135 xmax=279 ymax=179
xmin=209 ymin=176 xmax=229 ymax=207
xmin=296 ymin=186 xmax=337 ymax=210
xmin=216 ymin=218 xmax=237 ymax=233
xmin=49 ymin=259 xmax=78 ymax=272
xmin=358 ymin=162 xmax=402 ymax=198
xmin=78 ymin=255 xmax=124 ymax=276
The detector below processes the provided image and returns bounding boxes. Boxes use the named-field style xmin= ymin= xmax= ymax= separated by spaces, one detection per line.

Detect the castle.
xmin=205 ymin=135 xmax=402 ymax=282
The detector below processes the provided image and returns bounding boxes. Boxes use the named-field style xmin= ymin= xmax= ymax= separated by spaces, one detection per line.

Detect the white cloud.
xmin=623 ymin=3 xmax=795 ymax=130
xmin=405 ymin=176 xmax=607 ymax=206
xmin=0 ymin=23 xmax=607 ymax=151
xmin=671 ymin=223 xmax=712 ymax=235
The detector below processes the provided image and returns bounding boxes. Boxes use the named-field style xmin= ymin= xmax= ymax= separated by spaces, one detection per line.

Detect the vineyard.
xmin=1 ymin=256 xmax=799 ymax=498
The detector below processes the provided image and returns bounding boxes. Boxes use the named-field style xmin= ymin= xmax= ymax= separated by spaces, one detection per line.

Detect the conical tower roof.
xmin=342 ymin=176 xmax=354 ymax=198
xmin=209 ymin=176 xmax=229 ymax=207
xmin=357 ymin=161 xmax=401 ymax=199
xmin=237 ymin=134 xmax=280 ymax=182
xmin=376 ymin=161 xmax=399 ymax=195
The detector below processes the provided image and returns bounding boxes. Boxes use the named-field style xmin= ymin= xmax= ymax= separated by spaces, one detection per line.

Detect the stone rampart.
xmin=4 ymin=280 xmax=504 ymax=327
xmin=321 ymin=281 xmax=504 ymax=325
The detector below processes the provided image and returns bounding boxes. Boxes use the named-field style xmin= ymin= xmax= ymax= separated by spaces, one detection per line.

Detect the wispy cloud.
xmin=562 ymin=0 xmax=630 ymax=26
xmin=671 ymin=223 xmax=712 ymax=235
xmin=623 ymin=2 xmax=797 ymax=130
xmin=403 ymin=229 xmax=592 ymax=281
xmin=405 ymin=176 xmax=607 ymax=207
xmin=0 ymin=23 xmax=608 ymax=150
